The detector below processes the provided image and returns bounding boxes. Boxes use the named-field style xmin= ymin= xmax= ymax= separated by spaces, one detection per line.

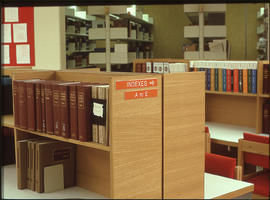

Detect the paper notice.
xmin=93 ymin=102 xmax=104 ymax=117
xmin=1 ymin=45 xmax=10 ymax=64
xmin=16 ymin=44 xmax=30 ymax=64
xmin=1 ymin=24 xmax=12 ymax=43
xmin=13 ymin=23 xmax=28 ymax=43
xmin=4 ymin=7 xmax=19 ymax=22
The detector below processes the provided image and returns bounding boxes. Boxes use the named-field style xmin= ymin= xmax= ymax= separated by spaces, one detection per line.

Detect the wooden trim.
xmin=205 ymin=132 xmax=211 ymax=153
xmin=240 ymin=140 xmax=269 ymax=156
xmin=234 ymin=166 xmax=242 ymax=180
xmin=211 ymin=138 xmax=238 ymax=148
xmin=213 ymin=185 xmax=254 ymax=199
xmin=206 ymin=91 xmax=257 ymax=97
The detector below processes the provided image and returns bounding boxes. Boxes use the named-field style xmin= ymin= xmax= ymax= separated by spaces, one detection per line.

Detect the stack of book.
xmin=13 ymin=80 xmax=110 ymax=146
xmin=190 ymin=61 xmax=258 ymax=94
xmin=17 ymin=139 xmax=75 ymax=193
xmin=135 ymin=62 xmax=188 ymax=73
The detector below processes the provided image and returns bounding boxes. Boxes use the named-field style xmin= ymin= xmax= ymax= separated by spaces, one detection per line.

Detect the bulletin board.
xmin=1 ymin=7 xmax=35 ymax=66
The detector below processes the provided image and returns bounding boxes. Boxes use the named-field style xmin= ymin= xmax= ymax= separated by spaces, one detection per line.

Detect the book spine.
xmin=146 ymin=62 xmax=152 ymax=73
xmin=60 ymin=86 xmax=70 ymax=138
xmin=135 ymin=63 xmax=142 ymax=72
xmin=30 ymin=142 xmax=35 ymax=191
xmin=141 ymin=63 xmax=146 ymax=73
xmin=227 ymin=69 xmax=231 ymax=92
xmin=218 ymin=68 xmax=222 ymax=91
xmin=233 ymin=69 xmax=239 ymax=93
xmin=239 ymin=70 xmax=243 ymax=93
xmin=262 ymin=102 xmax=270 ymax=134
xmin=41 ymin=84 xmax=46 ymax=133
xmin=35 ymin=83 xmax=42 ymax=132
xmin=91 ymin=86 xmax=99 ymax=143
xmin=214 ymin=68 xmax=218 ymax=91
xmin=27 ymin=83 xmax=36 ymax=131
xmin=45 ymin=84 xmax=54 ymax=134
xmin=231 ymin=70 xmax=234 ymax=93
xmin=207 ymin=69 xmax=211 ymax=90
xmin=222 ymin=69 xmax=227 ymax=92
xmin=243 ymin=69 xmax=248 ymax=93
xmin=27 ymin=142 xmax=31 ymax=189
xmin=53 ymin=85 xmax=61 ymax=136
xmin=13 ymin=81 xmax=20 ymax=127
xmin=98 ymin=86 xmax=106 ymax=145
xmin=78 ymin=86 xmax=91 ymax=142
xmin=263 ymin=64 xmax=269 ymax=94
xmin=248 ymin=69 xmax=252 ymax=93
xmin=17 ymin=141 xmax=28 ymax=189
xmin=36 ymin=144 xmax=41 ymax=193
xmin=251 ymin=69 xmax=257 ymax=94
xmin=18 ymin=81 xmax=28 ymax=129
xmin=205 ymin=68 xmax=208 ymax=90
xmin=210 ymin=68 xmax=215 ymax=91
xmin=70 ymin=85 xmax=78 ymax=140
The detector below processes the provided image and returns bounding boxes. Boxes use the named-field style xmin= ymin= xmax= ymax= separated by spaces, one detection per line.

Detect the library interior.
xmin=1 ymin=3 xmax=270 ymax=199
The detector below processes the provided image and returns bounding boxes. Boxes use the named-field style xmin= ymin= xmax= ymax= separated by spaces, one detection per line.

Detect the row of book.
xmin=135 ymin=62 xmax=188 ymax=73
xmin=190 ymin=61 xmax=258 ymax=93
xmin=13 ymin=79 xmax=109 ymax=145
xmin=17 ymin=138 xmax=75 ymax=193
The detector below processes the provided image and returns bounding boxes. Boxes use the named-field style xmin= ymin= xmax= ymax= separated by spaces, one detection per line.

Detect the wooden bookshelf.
xmin=206 ymin=91 xmax=257 ymax=97
xmin=12 ymin=70 xmax=163 ymax=199
xmin=2 ymin=115 xmax=14 ymax=129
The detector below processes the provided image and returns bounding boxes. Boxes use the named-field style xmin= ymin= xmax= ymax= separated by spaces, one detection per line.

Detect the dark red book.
xmin=13 ymin=80 xmax=20 ymax=127
xmin=44 ymin=81 xmax=55 ymax=134
xmin=141 ymin=63 xmax=146 ymax=73
xmin=69 ymin=83 xmax=79 ymax=140
xmin=227 ymin=69 xmax=231 ymax=92
xmin=233 ymin=69 xmax=239 ymax=93
xmin=41 ymin=83 xmax=46 ymax=133
xmin=77 ymin=84 xmax=92 ymax=142
xmin=52 ymin=83 xmax=61 ymax=136
xmin=135 ymin=63 xmax=142 ymax=72
xmin=263 ymin=64 xmax=269 ymax=94
xmin=18 ymin=80 xmax=27 ymax=129
xmin=59 ymin=83 xmax=70 ymax=138
xmin=35 ymin=81 xmax=45 ymax=132
xmin=262 ymin=101 xmax=270 ymax=134
xmin=26 ymin=81 xmax=37 ymax=131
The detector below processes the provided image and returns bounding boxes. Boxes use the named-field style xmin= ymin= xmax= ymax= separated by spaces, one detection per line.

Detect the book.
xmin=251 ymin=69 xmax=257 ymax=94
xmin=141 ymin=63 xmax=146 ymax=73
xmin=233 ymin=68 xmax=239 ymax=93
xmin=52 ymin=82 xmax=61 ymax=136
xmin=218 ymin=68 xmax=222 ymax=91
xmin=35 ymin=81 xmax=44 ymax=132
xmin=207 ymin=69 xmax=211 ymax=90
xmin=263 ymin=64 xmax=269 ymax=94
xmin=243 ymin=68 xmax=248 ymax=93
xmin=205 ymin=68 xmax=208 ymax=90
xmin=13 ymin=80 xmax=20 ymax=127
xmin=227 ymin=69 xmax=231 ymax=92
xmin=135 ymin=63 xmax=142 ymax=72
xmin=210 ymin=68 xmax=215 ymax=91
xmin=262 ymin=101 xmax=270 ymax=134
xmin=44 ymin=164 xmax=64 ymax=193
xmin=146 ymin=62 xmax=152 ymax=73
xmin=17 ymin=140 xmax=28 ymax=189
xmin=69 ymin=83 xmax=79 ymax=140
xmin=153 ymin=62 xmax=159 ymax=73
xmin=91 ymin=85 xmax=99 ymax=143
xmin=231 ymin=70 xmax=234 ymax=93
xmin=214 ymin=68 xmax=218 ymax=91
xmin=248 ymin=69 xmax=252 ymax=93
xmin=36 ymin=141 xmax=75 ymax=193
xmin=78 ymin=84 xmax=92 ymax=142
xmin=222 ymin=69 xmax=227 ymax=92
xmin=44 ymin=81 xmax=55 ymax=134
xmin=239 ymin=69 xmax=243 ymax=93
xmin=2 ymin=76 xmax=13 ymax=115
xmin=59 ymin=83 xmax=71 ymax=138
xmin=41 ymin=83 xmax=46 ymax=133
xmin=18 ymin=80 xmax=28 ymax=129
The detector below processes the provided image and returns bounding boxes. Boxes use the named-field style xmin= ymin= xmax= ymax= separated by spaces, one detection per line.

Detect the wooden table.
xmin=205 ymin=173 xmax=254 ymax=199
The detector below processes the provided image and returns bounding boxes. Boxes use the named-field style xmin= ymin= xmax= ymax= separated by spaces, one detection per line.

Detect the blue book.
xmin=251 ymin=69 xmax=257 ymax=94
xmin=207 ymin=69 xmax=211 ymax=90
xmin=222 ymin=69 xmax=227 ymax=92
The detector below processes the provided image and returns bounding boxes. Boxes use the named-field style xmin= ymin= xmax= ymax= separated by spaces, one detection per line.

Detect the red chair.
xmin=238 ymin=133 xmax=269 ymax=198
xmin=205 ymin=153 xmax=241 ymax=179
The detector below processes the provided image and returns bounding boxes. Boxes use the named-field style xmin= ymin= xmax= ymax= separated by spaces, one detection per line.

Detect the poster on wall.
xmin=1 ymin=7 xmax=35 ymax=66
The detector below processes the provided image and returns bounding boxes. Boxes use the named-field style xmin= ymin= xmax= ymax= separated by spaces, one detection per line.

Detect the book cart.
xmin=12 ymin=65 xmax=205 ymax=198
xmin=133 ymin=59 xmax=205 ymax=199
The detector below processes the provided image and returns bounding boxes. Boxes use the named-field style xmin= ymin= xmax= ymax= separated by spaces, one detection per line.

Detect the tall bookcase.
xmin=12 ymin=68 xmax=205 ymax=198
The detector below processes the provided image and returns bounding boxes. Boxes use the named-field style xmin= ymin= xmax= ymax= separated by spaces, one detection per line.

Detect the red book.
xmin=59 ymin=83 xmax=70 ymax=138
xmin=135 ymin=63 xmax=142 ymax=72
xmin=227 ymin=69 xmax=231 ymax=92
xmin=44 ymin=81 xmax=54 ymax=134
xmin=18 ymin=80 xmax=27 ymax=129
xmin=263 ymin=64 xmax=269 ymax=94
xmin=233 ymin=69 xmax=239 ymax=93
xmin=13 ymin=80 xmax=20 ymax=127
xmin=69 ymin=84 xmax=79 ymax=140
xmin=141 ymin=63 xmax=146 ymax=73
xmin=26 ymin=81 xmax=36 ymax=131
xmin=41 ymin=83 xmax=46 ymax=133
xmin=35 ymin=81 xmax=45 ymax=132
xmin=77 ymin=84 xmax=92 ymax=142
xmin=52 ymin=83 xmax=61 ymax=136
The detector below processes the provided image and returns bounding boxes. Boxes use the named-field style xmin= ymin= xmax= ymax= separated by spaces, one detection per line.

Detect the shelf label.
xmin=115 ymin=79 xmax=157 ymax=90
xmin=125 ymin=89 xmax=158 ymax=100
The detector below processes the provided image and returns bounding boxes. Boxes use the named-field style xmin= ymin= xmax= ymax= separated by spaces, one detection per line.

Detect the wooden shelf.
xmin=16 ymin=127 xmax=111 ymax=152
xmin=206 ymin=90 xmax=257 ymax=97
xmin=184 ymin=25 xmax=226 ymax=38
xmin=66 ymin=50 xmax=91 ymax=55
xmin=259 ymin=93 xmax=270 ymax=98
xmin=66 ymin=32 xmax=88 ymax=37
xmin=2 ymin=115 xmax=14 ymax=129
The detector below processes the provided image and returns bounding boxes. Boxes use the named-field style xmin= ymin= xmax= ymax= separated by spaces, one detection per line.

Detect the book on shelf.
xmin=263 ymin=64 xmax=269 ymax=94
xmin=41 ymin=83 xmax=46 ymax=133
xmin=91 ymin=85 xmax=99 ymax=143
xmin=44 ymin=81 xmax=56 ymax=134
xmin=18 ymin=80 xmax=28 ymax=129
xmin=136 ymin=61 xmax=188 ymax=73
xmin=59 ymin=83 xmax=71 ymax=138
xmin=190 ymin=61 xmax=258 ymax=94
xmin=43 ymin=164 xmax=64 ymax=193
xmin=69 ymin=83 xmax=79 ymax=140
xmin=52 ymin=82 xmax=61 ymax=136
xmin=35 ymin=81 xmax=44 ymax=132
xmin=17 ymin=140 xmax=28 ymax=189
xmin=13 ymin=80 xmax=20 ymax=127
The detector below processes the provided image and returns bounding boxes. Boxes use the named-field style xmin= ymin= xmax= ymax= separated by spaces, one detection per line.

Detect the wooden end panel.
xmin=163 ymin=72 xmax=205 ymax=199
xmin=110 ymin=75 xmax=162 ymax=199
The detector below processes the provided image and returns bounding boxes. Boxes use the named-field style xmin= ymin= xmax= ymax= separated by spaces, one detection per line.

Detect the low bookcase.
xmin=13 ymin=70 xmax=163 ymax=199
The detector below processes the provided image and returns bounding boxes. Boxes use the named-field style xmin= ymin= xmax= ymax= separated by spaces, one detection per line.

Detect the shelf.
xmin=116 ymin=13 xmax=153 ymax=27
xmin=206 ymin=91 xmax=257 ymax=97
xmin=89 ymin=38 xmax=153 ymax=43
xmin=184 ymin=25 xmax=226 ymax=38
xmin=66 ymin=32 xmax=88 ymax=37
xmin=66 ymin=50 xmax=91 ymax=55
xmin=2 ymin=115 xmax=14 ymax=128
xmin=259 ymin=93 xmax=270 ymax=98
xmin=66 ymin=14 xmax=95 ymax=22
xmin=15 ymin=127 xmax=111 ymax=152
xmin=184 ymin=4 xmax=226 ymax=13
xmin=184 ymin=51 xmax=227 ymax=59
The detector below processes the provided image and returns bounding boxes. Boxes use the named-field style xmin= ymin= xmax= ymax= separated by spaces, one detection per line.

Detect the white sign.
xmin=1 ymin=24 xmax=12 ymax=43
xmin=16 ymin=44 xmax=30 ymax=64
xmin=5 ymin=7 xmax=19 ymax=22
xmin=13 ymin=23 xmax=28 ymax=43
xmin=93 ymin=102 xmax=103 ymax=117
xmin=1 ymin=45 xmax=10 ymax=64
